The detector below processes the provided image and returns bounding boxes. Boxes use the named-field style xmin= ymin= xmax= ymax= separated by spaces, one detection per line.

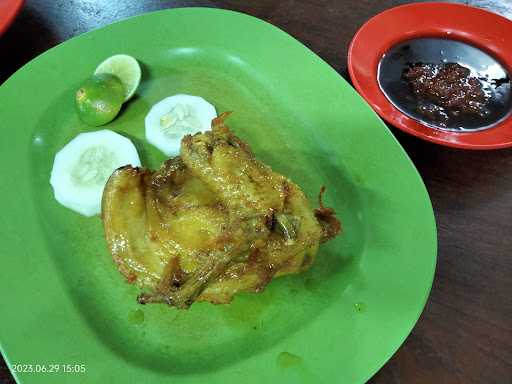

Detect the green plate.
xmin=0 ymin=8 xmax=436 ymax=384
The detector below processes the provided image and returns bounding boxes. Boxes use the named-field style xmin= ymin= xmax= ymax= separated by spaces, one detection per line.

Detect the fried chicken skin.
xmin=102 ymin=113 xmax=340 ymax=309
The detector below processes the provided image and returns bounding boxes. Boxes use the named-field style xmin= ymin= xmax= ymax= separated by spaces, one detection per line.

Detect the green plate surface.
xmin=0 ymin=8 xmax=436 ymax=384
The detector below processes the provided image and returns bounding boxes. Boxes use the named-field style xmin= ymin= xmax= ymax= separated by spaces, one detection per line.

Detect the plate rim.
xmin=0 ymin=0 xmax=24 ymax=36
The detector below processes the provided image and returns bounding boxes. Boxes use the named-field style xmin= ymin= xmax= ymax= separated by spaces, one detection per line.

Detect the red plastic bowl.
xmin=0 ymin=0 xmax=24 ymax=36
xmin=348 ymin=2 xmax=512 ymax=150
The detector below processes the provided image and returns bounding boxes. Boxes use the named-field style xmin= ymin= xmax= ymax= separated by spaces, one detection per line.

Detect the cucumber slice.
xmin=145 ymin=94 xmax=217 ymax=156
xmin=50 ymin=130 xmax=141 ymax=216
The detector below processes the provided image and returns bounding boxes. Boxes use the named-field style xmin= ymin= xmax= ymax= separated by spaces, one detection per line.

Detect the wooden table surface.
xmin=1 ymin=1 xmax=511 ymax=383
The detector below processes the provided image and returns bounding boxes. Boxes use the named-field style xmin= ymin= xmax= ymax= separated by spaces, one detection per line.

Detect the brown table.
xmin=1 ymin=1 xmax=511 ymax=383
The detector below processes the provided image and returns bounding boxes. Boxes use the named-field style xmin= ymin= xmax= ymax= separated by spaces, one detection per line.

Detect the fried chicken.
xmin=102 ymin=113 xmax=340 ymax=309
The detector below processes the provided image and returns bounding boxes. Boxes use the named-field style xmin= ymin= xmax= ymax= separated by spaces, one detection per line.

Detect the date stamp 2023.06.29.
xmin=11 ymin=363 xmax=86 ymax=375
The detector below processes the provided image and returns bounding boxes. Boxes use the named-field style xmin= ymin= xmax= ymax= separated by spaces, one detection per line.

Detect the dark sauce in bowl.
xmin=378 ymin=38 xmax=512 ymax=131
xmin=403 ymin=62 xmax=490 ymax=127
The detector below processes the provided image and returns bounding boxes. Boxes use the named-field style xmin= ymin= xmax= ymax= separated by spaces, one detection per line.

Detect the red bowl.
xmin=0 ymin=0 xmax=24 ymax=36
xmin=348 ymin=2 xmax=512 ymax=150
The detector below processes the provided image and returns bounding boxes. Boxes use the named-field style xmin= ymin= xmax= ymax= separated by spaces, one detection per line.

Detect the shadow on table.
xmin=391 ymin=127 xmax=512 ymax=211
xmin=0 ymin=5 xmax=59 ymax=84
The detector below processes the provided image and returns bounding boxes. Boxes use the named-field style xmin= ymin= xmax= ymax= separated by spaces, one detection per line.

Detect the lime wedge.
xmin=94 ymin=54 xmax=141 ymax=101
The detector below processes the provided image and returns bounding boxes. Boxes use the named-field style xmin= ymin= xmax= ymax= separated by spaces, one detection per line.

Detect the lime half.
xmin=75 ymin=73 xmax=125 ymax=126
xmin=94 ymin=54 xmax=141 ymax=101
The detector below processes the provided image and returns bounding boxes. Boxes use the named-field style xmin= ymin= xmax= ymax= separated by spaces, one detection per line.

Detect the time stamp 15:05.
xmin=11 ymin=364 xmax=86 ymax=374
